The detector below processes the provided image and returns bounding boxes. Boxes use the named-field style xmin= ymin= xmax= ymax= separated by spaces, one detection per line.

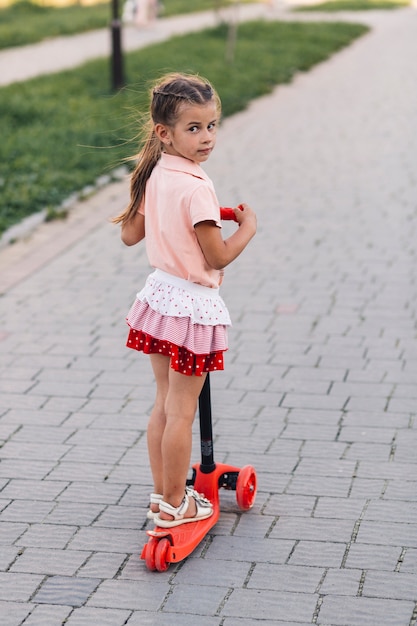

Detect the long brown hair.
xmin=113 ymin=73 xmax=221 ymax=225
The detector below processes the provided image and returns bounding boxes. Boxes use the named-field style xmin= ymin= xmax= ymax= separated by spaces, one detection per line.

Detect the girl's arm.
xmin=121 ymin=211 xmax=145 ymax=246
xmin=195 ymin=203 xmax=256 ymax=270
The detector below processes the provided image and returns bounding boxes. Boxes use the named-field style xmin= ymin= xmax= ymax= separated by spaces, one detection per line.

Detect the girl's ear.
xmin=154 ymin=123 xmax=172 ymax=146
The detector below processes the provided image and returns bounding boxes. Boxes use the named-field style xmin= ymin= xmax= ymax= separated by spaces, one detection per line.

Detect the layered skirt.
xmin=126 ymin=269 xmax=231 ymax=376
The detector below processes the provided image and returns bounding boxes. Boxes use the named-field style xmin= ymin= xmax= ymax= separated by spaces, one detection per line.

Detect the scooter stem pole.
xmin=198 ymin=374 xmax=216 ymax=473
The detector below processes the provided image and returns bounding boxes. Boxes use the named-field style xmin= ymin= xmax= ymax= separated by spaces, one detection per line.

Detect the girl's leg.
xmin=159 ymin=368 xmax=207 ymax=521
xmin=147 ymin=354 xmax=170 ymax=513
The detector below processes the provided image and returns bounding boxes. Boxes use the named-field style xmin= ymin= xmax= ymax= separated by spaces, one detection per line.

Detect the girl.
xmin=114 ymin=73 xmax=256 ymax=528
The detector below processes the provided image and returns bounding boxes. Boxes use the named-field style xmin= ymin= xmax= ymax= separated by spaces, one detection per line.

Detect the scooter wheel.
xmin=236 ymin=465 xmax=257 ymax=510
xmin=145 ymin=536 xmax=158 ymax=571
xmin=155 ymin=537 xmax=171 ymax=572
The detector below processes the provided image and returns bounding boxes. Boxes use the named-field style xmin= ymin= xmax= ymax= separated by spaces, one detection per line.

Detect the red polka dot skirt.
xmin=127 ymin=329 xmax=225 ymax=376
xmin=125 ymin=270 xmax=231 ymax=377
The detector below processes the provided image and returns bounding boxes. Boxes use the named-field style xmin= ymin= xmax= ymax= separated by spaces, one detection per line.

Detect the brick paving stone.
xmin=223 ymin=621 xmax=311 ymax=626
xmin=348 ymin=478 xmax=386 ymax=499
xmin=0 ymin=522 xmax=28 ymax=545
xmin=9 ymin=547 xmax=90 ymax=576
xmin=286 ymin=408 xmax=342 ymax=425
xmin=64 ymin=606 xmax=131 ymax=626
xmin=313 ymin=497 xmax=367 ymax=521
xmin=318 ymin=596 xmax=414 ymax=626
xmin=286 ymin=475 xmax=352 ymax=498
xmin=0 ymin=498 xmax=11 ymax=514
xmin=44 ymin=502 xmax=105 ymax=526
xmin=68 ymin=527 xmax=143 ymax=554
xmin=61 ymin=444 xmax=127 ymax=464
xmin=344 ymin=543 xmax=402 ymax=571
xmin=281 ymin=422 xmax=341 ymax=441
xmin=0 ymin=409 xmax=70 ymax=427
xmin=16 ymin=524 xmax=78 ymax=550
xmin=401 ymin=548 xmax=417 ymax=574
xmin=342 ymin=411 xmax=411 ymax=428
xmin=343 ymin=442 xmax=392 ymax=462
xmin=9 ymin=427 xmax=75 ymax=445
xmin=0 ymin=601 xmax=32 ymax=626
xmin=46 ymin=461 xmax=117 ymax=483
xmin=319 ymin=568 xmax=362 ymax=596
xmin=56 ymin=482 xmax=128 ymax=505
xmin=173 ymin=558 xmax=251 ymax=587
xmin=295 ymin=458 xmax=356 ymax=478
xmin=221 ymin=588 xmax=318 ymax=622
xmin=76 ymin=552 xmax=127 ymax=579
xmin=0 ymin=545 xmax=20 ymax=571
xmin=300 ymin=440 xmax=348 ymax=458
xmin=362 ymin=570 xmax=417 ymax=601
xmin=271 ymin=517 xmax=354 ymax=543
xmin=0 ymin=442 xmax=69 ymax=462
xmin=263 ymin=494 xmax=316 ymax=517
xmin=0 ymin=572 xmax=43 ymax=602
xmin=356 ymin=521 xmax=417 ymax=548
xmin=33 ymin=576 xmax=100 ymax=607
xmin=87 ymin=579 xmax=170 ymax=611
xmin=339 ymin=425 xmax=397 ymax=444
xmin=92 ymin=505 xmax=143 ymax=529
xmin=19 ymin=604 xmax=72 ymax=625
xmin=364 ymin=500 xmax=417 ymax=524
xmin=288 ymin=541 xmax=346 ymax=568
xmin=383 ymin=480 xmax=417 ymax=501
xmin=204 ymin=536 xmax=294 ymax=564
xmin=163 ymin=583 xmax=230 ymax=616
xmin=248 ymin=563 xmax=323 ymax=593
xmin=0 ymin=501 xmax=55 ymax=524
xmin=126 ymin=613 xmax=221 ymax=626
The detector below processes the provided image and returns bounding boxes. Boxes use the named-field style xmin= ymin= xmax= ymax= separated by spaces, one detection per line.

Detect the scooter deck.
xmin=141 ymin=462 xmax=240 ymax=565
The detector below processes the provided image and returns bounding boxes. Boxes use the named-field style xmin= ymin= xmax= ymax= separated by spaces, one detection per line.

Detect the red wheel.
xmin=155 ymin=537 xmax=171 ymax=572
xmin=145 ymin=536 xmax=158 ymax=571
xmin=236 ymin=465 xmax=257 ymax=510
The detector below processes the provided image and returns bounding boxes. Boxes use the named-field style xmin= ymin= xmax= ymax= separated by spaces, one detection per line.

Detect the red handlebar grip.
xmin=220 ymin=207 xmax=238 ymax=222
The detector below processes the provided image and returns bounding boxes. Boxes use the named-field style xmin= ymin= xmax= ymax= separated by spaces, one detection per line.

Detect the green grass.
xmin=295 ymin=0 xmax=408 ymax=11
xmin=0 ymin=19 xmax=368 ymax=236
xmin=0 ymin=0 xmax=253 ymax=50
xmin=0 ymin=1 xmax=110 ymax=49
xmin=162 ymin=0 xmax=256 ymax=17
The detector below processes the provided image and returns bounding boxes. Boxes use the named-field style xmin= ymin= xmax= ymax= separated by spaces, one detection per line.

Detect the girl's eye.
xmin=189 ymin=126 xmax=199 ymax=133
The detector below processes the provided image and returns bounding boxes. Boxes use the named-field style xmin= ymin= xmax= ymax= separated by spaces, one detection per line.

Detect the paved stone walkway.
xmin=1 ymin=4 xmax=417 ymax=625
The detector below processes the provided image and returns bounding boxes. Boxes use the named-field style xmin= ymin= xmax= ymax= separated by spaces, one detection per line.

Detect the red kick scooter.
xmin=141 ymin=374 xmax=257 ymax=571
xmin=141 ymin=206 xmax=256 ymax=572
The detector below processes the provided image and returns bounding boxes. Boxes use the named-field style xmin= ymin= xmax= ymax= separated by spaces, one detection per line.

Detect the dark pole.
xmin=198 ymin=374 xmax=216 ymax=473
xmin=111 ymin=0 xmax=124 ymax=91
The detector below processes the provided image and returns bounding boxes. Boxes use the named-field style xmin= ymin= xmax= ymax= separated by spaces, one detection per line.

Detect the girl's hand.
xmin=220 ymin=204 xmax=257 ymax=230
xmin=234 ymin=203 xmax=257 ymax=231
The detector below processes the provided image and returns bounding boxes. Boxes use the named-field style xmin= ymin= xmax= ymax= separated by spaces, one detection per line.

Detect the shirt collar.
xmin=159 ymin=152 xmax=208 ymax=181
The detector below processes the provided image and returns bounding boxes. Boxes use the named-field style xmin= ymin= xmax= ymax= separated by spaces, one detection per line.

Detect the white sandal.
xmin=146 ymin=493 xmax=163 ymax=520
xmin=154 ymin=489 xmax=213 ymax=528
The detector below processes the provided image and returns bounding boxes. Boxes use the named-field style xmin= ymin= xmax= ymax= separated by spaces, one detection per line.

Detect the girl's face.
xmin=157 ymin=101 xmax=218 ymax=164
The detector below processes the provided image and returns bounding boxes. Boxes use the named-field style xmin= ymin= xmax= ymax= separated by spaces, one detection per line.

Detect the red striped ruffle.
xmin=126 ymin=298 xmax=228 ymax=355
xmin=127 ymin=329 xmax=224 ymax=376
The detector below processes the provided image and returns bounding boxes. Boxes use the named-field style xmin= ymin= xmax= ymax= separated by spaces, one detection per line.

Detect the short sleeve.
xmin=189 ymin=184 xmax=221 ymax=228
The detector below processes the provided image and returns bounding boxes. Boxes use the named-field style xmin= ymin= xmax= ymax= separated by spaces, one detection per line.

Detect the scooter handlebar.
xmin=220 ymin=205 xmax=244 ymax=222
